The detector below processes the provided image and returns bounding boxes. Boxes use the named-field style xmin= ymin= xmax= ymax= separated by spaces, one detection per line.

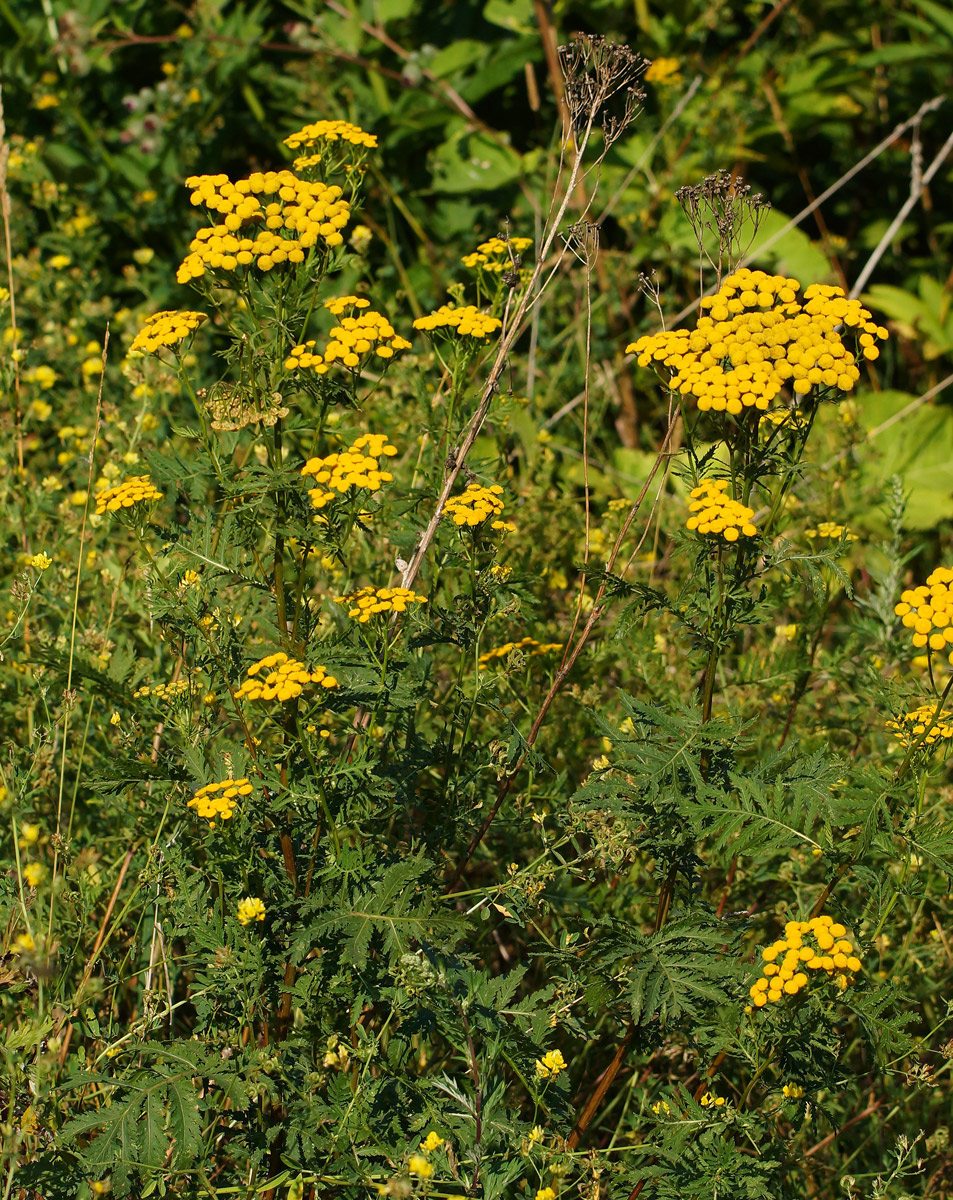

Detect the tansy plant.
xmin=1 ymin=30 xmax=950 ymax=1200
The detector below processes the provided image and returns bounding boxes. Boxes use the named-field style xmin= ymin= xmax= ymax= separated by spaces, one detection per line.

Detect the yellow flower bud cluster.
xmin=461 ymin=235 xmax=533 ymax=271
xmin=626 ymin=268 xmax=888 ymax=415
xmin=285 ymin=309 xmax=411 ymax=376
xmin=685 ymin=479 xmax=757 ymax=542
xmin=886 ymin=703 xmax=953 ymax=748
xmin=94 ymin=475 xmax=163 ymax=515
xmin=283 ymin=119 xmax=377 ymax=159
xmin=134 ymin=679 xmax=192 ymax=701
xmin=443 ymin=483 xmax=514 ymax=531
xmin=336 ymin=585 xmax=427 ymax=623
xmin=235 ymin=652 xmax=338 ymax=701
xmin=188 ymin=777 xmax=254 ymax=823
xmin=413 ymin=304 xmax=502 ymax=339
xmin=300 ymin=433 xmax=398 ymax=510
xmin=806 ymin=521 xmax=856 ymax=541
xmin=535 ymin=1049 xmax=567 ymax=1079
xmin=478 ymin=637 xmax=563 ymax=669
xmin=130 ymin=310 xmax=207 ymax=354
xmin=749 ymin=916 xmax=863 ymax=1007
xmin=176 ymin=170 xmax=349 ymax=283
xmin=237 ymin=897 xmax=266 ymax=925
xmin=895 ymin=567 xmax=953 ymax=662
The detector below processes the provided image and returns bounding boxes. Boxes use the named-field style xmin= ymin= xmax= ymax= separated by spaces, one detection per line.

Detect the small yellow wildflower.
xmin=806 ymin=521 xmax=856 ymax=541
xmin=527 ymin=1125 xmax=544 ymax=1144
xmin=443 ymin=483 xmax=515 ymax=531
xmin=336 ymin=585 xmax=427 ymax=623
xmin=23 ymin=863 xmax=45 ymax=887
xmin=651 ymin=1100 xmax=671 ymax=1115
xmin=94 ymin=476 xmax=163 ymax=515
xmin=534 ymin=1049 xmax=566 ymax=1079
xmin=301 ymin=434 xmax=397 ymax=508
xmin=479 ymin=637 xmax=562 ymax=669
xmin=644 ymin=57 xmax=682 ymax=85
xmin=895 ymin=567 xmax=953 ymax=663
xmin=13 ymin=932 xmax=35 ymax=953
xmin=782 ymin=1083 xmax=805 ymax=1099
xmin=700 ymin=1092 xmax=726 ymax=1108
xmin=407 ymin=1155 xmax=433 ymax=1179
xmin=19 ymin=823 xmax=40 ymax=845
xmin=686 ymin=479 xmax=757 ymax=542
xmin=461 ymin=235 xmax=532 ymax=271
xmin=887 ymin=704 xmax=953 ymax=748
xmin=420 ymin=1132 xmax=444 ymax=1153
xmin=109 ymin=712 xmax=121 ymax=726
xmin=749 ymin=915 xmax=862 ymax=1007
xmin=35 ymin=95 xmax=60 ymax=110
xmin=413 ymin=304 xmax=502 ymax=339
xmin=237 ymin=897 xmax=266 ymax=925
xmin=28 ymin=552 xmax=52 ymax=571
xmin=535 ymin=1188 xmax=557 ymax=1200
xmin=189 ymin=777 xmax=254 ymax=823
xmin=284 ymin=119 xmax=378 ymax=157
xmin=130 ymin=310 xmax=206 ymax=354
xmin=235 ymin=652 xmax=338 ymax=702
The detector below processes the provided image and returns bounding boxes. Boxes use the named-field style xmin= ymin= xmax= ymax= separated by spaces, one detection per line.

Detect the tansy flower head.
xmin=749 ymin=915 xmax=863 ymax=1008
xmin=235 ymin=652 xmax=338 ymax=701
xmin=685 ymin=479 xmax=757 ymax=542
xmin=286 ymin=310 xmax=410 ymax=374
xmin=413 ymin=304 xmax=502 ymax=339
xmin=94 ymin=475 xmax=163 ymax=516
xmin=324 ymin=294 xmax=371 ymax=315
xmin=336 ymin=585 xmax=427 ymax=623
xmin=479 ymin=637 xmax=562 ymax=669
xmin=283 ymin=119 xmax=377 ymax=167
xmin=626 ymin=267 xmax=887 ymax=415
xmin=300 ymin=434 xmax=397 ymax=509
xmin=886 ymin=704 xmax=953 ymax=748
xmin=443 ymin=483 xmax=515 ymax=531
xmin=895 ymin=567 xmax=953 ymax=663
xmin=188 ymin=777 xmax=253 ymax=824
xmin=130 ymin=310 xmax=206 ymax=354
xmin=177 ymin=170 xmax=350 ymax=284
xmin=461 ymin=235 xmax=533 ymax=271
xmin=534 ymin=1049 xmax=566 ymax=1079
xmin=237 ymin=897 xmax=265 ymax=925
xmin=806 ymin=521 xmax=856 ymax=541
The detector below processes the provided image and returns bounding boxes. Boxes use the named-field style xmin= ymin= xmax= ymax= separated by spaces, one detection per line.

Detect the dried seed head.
xmin=557 ymin=34 xmax=647 ymax=143
xmin=676 ymin=169 xmax=770 ymax=286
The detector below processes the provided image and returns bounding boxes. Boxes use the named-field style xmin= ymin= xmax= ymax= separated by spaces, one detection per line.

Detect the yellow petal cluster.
xmin=285 ymin=309 xmax=411 ymax=375
xmin=806 ymin=521 xmax=856 ymax=541
xmin=95 ymin=475 xmax=163 ymax=515
xmin=323 ymin=295 xmax=371 ymax=315
xmin=134 ymin=679 xmax=192 ymax=701
xmin=176 ymin=170 xmax=349 ymax=283
xmin=534 ymin=1049 xmax=566 ymax=1079
xmin=336 ymin=585 xmax=427 ymax=623
xmin=188 ymin=777 xmax=253 ymax=823
xmin=283 ymin=119 xmax=377 ymax=155
xmin=886 ymin=703 xmax=953 ymax=747
xmin=699 ymin=1093 xmax=726 ymax=1108
xmin=443 ymin=483 xmax=514 ymax=530
xmin=237 ymin=897 xmax=266 ymax=925
xmin=235 ymin=651 xmax=338 ymax=701
xmin=895 ymin=567 xmax=953 ymax=661
xmin=461 ymin=236 xmax=533 ymax=271
xmin=301 ymin=433 xmax=397 ymax=509
xmin=626 ymin=268 xmax=888 ymax=414
xmin=479 ymin=637 xmax=562 ymax=669
xmin=413 ymin=304 xmax=502 ymax=339
xmin=749 ymin=915 xmax=863 ymax=1007
xmin=685 ymin=479 xmax=757 ymax=542
xmin=130 ymin=310 xmax=206 ymax=354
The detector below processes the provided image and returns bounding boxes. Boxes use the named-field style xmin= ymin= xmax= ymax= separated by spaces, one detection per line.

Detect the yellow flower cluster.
xmin=535 ymin=1049 xmax=567 ymax=1079
xmin=285 ymin=310 xmax=410 ymax=375
xmin=806 ymin=521 xmax=857 ymax=541
xmin=130 ymin=310 xmax=207 ymax=354
xmin=627 ymin=268 xmax=888 ymax=414
xmin=443 ymin=483 xmax=514 ymax=531
xmin=699 ymin=1092 xmax=726 ymax=1108
xmin=283 ymin=118 xmax=377 ymax=161
xmin=176 ymin=170 xmax=349 ymax=283
xmin=886 ymin=704 xmax=953 ymax=748
xmin=685 ymin=479 xmax=757 ymax=542
xmin=782 ymin=1083 xmax=805 ymax=1099
xmin=95 ymin=475 xmax=163 ymax=515
xmin=408 ymin=1155 xmax=433 ymax=1179
xmin=413 ymin=304 xmax=502 ymax=339
xmin=188 ymin=777 xmax=253 ymax=823
xmin=237 ymin=897 xmax=266 ymax=925
xmin=749 ymin=916 xmax=863 ymax=1007
xmin=461 ymin=235 xmax=533 ymax=271
xmin=235 ymin=652 xmax=338 ymax=701
xmin=336 ymin=585 xmax=427 ymax=622
xmin=478 ymin=637 xmax=563 ymax=669
xmin=324 ymin=295 xmax=370 ymax=315
xmin=895 ymin=567 xmax=953 ymax=662
xmin=134 ymin=679 xmax=191 ymax=701
xmin=300 ymin=434 xmax=397 ymax=509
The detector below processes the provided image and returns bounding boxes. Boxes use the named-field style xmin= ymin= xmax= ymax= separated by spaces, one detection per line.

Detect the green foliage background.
xmin=1 ymin=1 xmax=953 ymax=1199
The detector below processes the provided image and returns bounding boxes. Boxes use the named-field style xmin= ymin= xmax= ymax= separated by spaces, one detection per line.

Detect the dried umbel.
xmin=676 ymin=169 xmax=769 ymax=286
xmin=557 ymin=34 xmax=647 ymax=146
xmin=201 ymin=382 xmax=289 ymax=431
